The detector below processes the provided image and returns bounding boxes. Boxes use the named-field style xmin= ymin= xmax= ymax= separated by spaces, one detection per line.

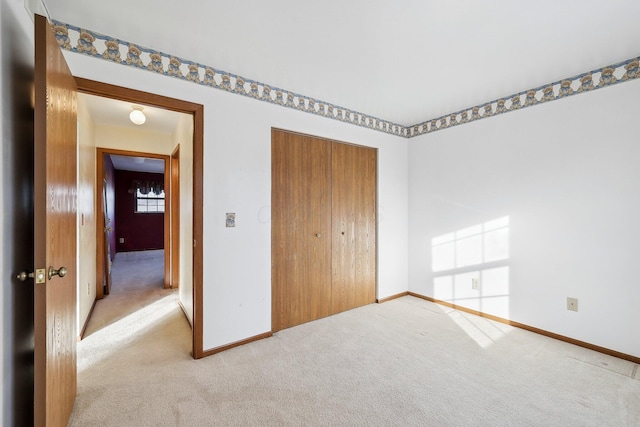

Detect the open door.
xmin=34 ymin=14 xmax=78 ymax=426
xmin=101 ymin=179 xmax=113 ymax=295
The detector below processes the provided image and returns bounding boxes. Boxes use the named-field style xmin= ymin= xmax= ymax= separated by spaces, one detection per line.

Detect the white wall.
xmin=173 ymin=114 xmax=193 ymax=323
xmin=409 ymin=79 xmax=640 ymax=358
xmin=76 ymin=95 xmax=96 ymax=335
xmin=94 ymin=123 xmax=174 ymax=155
xmin=63 ymin=52 xmax=410 ymax=351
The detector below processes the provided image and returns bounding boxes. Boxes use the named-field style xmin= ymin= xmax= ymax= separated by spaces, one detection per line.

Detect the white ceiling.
xmin=79 ymin=93 xmax=183 ymax=173
xmin=48 ymin=0 xmax=640 ymax=127
xmin=80 ymin=93 xmax=184 ymax=134
xmin=109 ymin=154 xmax=165 ymax=174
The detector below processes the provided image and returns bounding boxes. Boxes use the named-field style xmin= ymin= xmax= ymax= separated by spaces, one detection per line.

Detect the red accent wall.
xmin=114 ymin=170 xmax=164 ymax=252
xmin=103 ymin=155 xmax=117 ymax=261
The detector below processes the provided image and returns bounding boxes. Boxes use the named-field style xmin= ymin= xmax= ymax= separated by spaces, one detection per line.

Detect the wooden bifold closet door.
xmin=272 ymin=129 xmax=376 ymax=332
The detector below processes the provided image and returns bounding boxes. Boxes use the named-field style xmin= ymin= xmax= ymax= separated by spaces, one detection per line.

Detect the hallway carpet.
xmin=81 ymin=249 xmax=169 ymax=337
xmin=70 ymin=257 xmax=640 ymax=425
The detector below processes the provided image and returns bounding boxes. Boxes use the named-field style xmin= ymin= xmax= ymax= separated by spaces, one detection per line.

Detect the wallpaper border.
xmin=53 ymin=20 xmax=639 ymax=139
xmin=53 ymin=20 xmax=408 ymax=138
xmin=409 ymin=57 xmax=639 ymax=137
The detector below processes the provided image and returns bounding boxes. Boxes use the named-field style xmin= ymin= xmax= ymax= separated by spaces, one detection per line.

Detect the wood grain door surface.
xmin=272 ymin=130 xmax=332 ymax=331
xmin=331 ymin=142 xmax=377 ymax=314
xmin=272 ymin=129 xmax=376 ymax=332
xmin=34 ymin=14 xmax=78 ymax=427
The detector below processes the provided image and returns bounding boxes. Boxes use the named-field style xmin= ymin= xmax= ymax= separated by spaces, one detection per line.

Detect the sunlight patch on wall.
xmin=432 ymin=216 xmax=509 ymax=272
xmin=431 ymin=216 xmax=511 ymax=347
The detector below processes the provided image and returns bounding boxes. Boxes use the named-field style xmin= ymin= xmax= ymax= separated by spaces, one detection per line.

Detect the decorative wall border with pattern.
xmin=408 ymin=56 xmax=639 ymax=137
xmin=53 ymin=20 xmax=639 ymax=139
xmin=52 ymin=20 xmax=408 ymax=138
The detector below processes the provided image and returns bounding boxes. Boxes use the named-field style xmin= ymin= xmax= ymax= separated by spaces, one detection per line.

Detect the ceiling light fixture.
xmin=129 ymin=106 xmax=146 ymax=125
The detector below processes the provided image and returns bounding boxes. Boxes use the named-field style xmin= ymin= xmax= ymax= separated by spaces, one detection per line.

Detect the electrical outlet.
xmin=87 ymin=283 xmax=90 ymax=295
xmin=119 ymin=237 xmax=124 ymax=243
xmin=567 ymin=297 xmax=578 ymax=312
xmin=471 ymin=278 xmax=480 ymax=290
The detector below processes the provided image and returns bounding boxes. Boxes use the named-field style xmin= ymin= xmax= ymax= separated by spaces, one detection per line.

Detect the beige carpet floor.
xmin=70 ymin=253 xmax=640 ymax=426
xmin=81 ymin=249 xmax=169 ymax=338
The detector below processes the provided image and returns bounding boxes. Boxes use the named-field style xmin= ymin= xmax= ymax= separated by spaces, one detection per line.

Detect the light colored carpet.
xmin=70 ymin=255 xmax=640 ymax=426
xmin=81 ymin=250 xmax=167 ymax=337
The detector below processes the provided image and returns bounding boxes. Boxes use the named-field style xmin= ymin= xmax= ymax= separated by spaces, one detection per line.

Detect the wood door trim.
xmin=408 ymin=292 xmax=640 ymax=365
xmin=163 ymin=155 xmax=171 ymax=288
xmin=192 ymin=102 xmax=205 ymax=359
xmin=75 ymin=77 xmax=204 ymax=113
xmin=77 ymin=78 xmax=204 ymax=359
xmin=271 ymin=127 xmax=375 ymax=150
xmin=171 ymin=145 xmax=180 ymax=289
xmin=376 ymin=291 xmax=409 ymax=304
xmin=200 ymin=331 xmax=273 ymax=357
xmin=78 ymin=298 xmax=98 ymax=340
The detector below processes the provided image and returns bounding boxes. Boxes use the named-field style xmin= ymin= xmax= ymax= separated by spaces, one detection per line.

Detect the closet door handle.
xmin=315 ymin=233 xmax=322 ymax=238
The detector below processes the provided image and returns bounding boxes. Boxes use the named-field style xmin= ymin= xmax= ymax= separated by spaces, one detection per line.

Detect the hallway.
xmin=71 ymin=250 xmax=191 ymax=424
xmin=82 ymin=250 xmax=176 ymax=336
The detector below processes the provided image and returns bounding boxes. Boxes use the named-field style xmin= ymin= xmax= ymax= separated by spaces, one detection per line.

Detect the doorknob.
xmin=16 ymin=271 xmax=34 ymax=281
xmin=17 ymin=269 xmax=46 ymax=284
xmin=48 ymin=266 xmax=68 ymax=280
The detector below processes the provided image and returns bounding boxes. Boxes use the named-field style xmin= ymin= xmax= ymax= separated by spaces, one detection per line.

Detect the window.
xmin=135 ymin=188 xmax=165 ymax=213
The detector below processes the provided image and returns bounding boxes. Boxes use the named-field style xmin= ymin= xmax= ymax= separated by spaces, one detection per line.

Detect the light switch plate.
xmin=226 ymin=213 xmax=236 ymax=227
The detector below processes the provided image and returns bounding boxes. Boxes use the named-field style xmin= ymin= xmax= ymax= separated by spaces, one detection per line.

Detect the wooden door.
xmin=331 ymin=143 xmax=377 ymax=313
xmin=272 ymin=129 xmax=332 ymax=331
xmin=34 ymin=14 xmax=78 ymax=427
xmin=102 ymin=179 xmax=113 ymax=294
xmin=171 ymin=145 xmax=180 ymax=288
xmin=272 ymin=129 xmax=377 ymax=331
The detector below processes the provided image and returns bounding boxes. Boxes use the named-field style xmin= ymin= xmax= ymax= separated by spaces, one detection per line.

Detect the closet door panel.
xmin=331 ymin=143 xmax=377 ymax=314
xmin=355 ymin=145 xmax=377 ymax=308
xmin=272 ymin=130 xmax=332 ymax=331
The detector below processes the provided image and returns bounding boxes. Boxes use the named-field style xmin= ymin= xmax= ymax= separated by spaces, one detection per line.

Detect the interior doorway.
xmin=76 ymin=78 xmax=205 ymax=358
xmin=96 ymin=148 xmax=172 ymax=296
